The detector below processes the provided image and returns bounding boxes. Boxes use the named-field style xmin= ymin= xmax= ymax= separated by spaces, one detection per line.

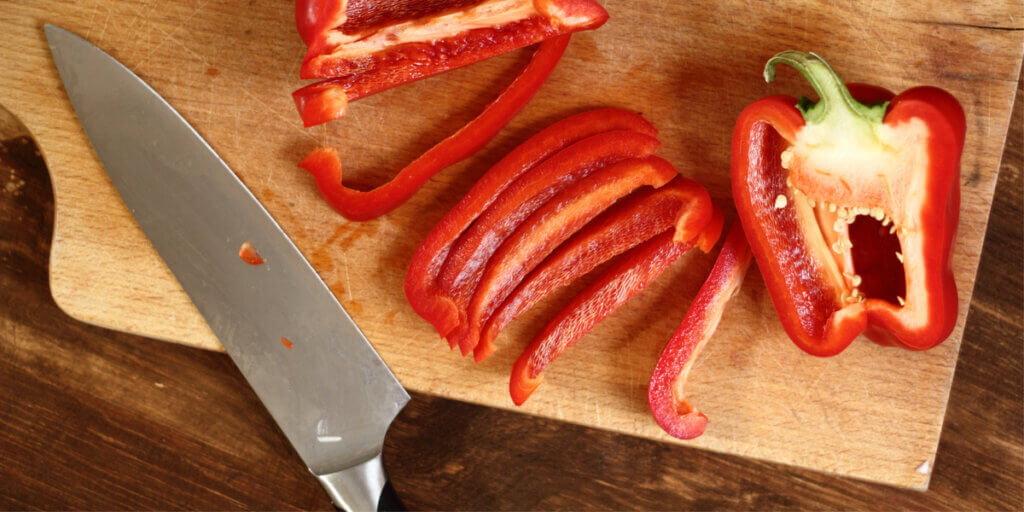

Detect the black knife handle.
xmin=376 ymin=480 xmax=405 ymax=511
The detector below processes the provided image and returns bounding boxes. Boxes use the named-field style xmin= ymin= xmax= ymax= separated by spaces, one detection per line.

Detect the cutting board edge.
xmin=410 ymin=374 xmax=939 ymax=490
xmin=48 ymin=264 xmax=217 ymax=351
xmin=46 ymin=221 xmax=225 ymax=351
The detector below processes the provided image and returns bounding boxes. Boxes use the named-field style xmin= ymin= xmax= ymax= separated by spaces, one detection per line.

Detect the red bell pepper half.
xmin=732 ymin=51 xmax=964 ymax=356
xmin=438 ymin=130 xmax=661 ymax=351
xmin=647 ymin=222 xmax=751 ymax=440
xmin=296 ymin=0 xmax=607 ymax=81
xmin=404 ymin=108 xmax=658 ymax=340
xmin=510 ymin=232 xmax=697 ymax=406
xmin=456 ymin=155 xmax=680 ymax=356
xmin=296 ymin=35 xmax=569 ymax=222
xmin=477 ymin=177 xmax=719 ymax=361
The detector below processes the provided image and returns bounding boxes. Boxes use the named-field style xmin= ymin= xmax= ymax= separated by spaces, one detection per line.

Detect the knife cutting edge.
xmin=45 ymin=24 xmax=409 ymax=511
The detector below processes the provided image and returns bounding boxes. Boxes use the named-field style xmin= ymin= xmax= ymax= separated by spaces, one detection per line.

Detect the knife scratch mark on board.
xmin=263 ymin=156 xmax=277 ymax=190
xmin=821 ymin=406 xmax=852 ymax=453
xmin=147 ymin=8 xmax=314 ymax=144
xmin=97 ymin=6 xmax=112 ymax=41
xmin=83 ymin=0 xmax=99 ymax=40
xmin=137 ymin=30 xmax=172 ymax=69
xmin=155 ymin=0 xmax=211 ymax=50
xmin=797 ymin=369 xmax=826 ymax=404
xmin=342 ymin=251 xmax=354 ymax=302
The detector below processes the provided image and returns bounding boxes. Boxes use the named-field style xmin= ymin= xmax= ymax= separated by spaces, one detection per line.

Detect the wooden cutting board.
xmin=2 ymin=0 xmax=1020 ymax=490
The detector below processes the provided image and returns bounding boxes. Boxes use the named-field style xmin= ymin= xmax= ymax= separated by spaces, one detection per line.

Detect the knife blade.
xmin=45 ymin=24 xmax=409 ymax=511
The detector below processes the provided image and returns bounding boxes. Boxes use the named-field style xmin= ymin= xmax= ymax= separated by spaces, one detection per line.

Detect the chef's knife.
xmin=45 ymin=24 xmax=409 ymax=511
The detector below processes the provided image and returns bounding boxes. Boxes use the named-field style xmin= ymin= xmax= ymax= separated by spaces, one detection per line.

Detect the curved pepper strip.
xmin=732 ymin=51 xmax=964 ymax=356
xmin=456 ymin=155 xmax=679 ymax=356
xmin=296 ymin=0 xmax=607 ymax=80
xmin=510 ymin=231 xmax=696 ymax=405
xmin=438 ymin=130 xmax=662 ymax=352
xmin=404 ymin=109 xmax=658 ymax=340
xmin=295 ymin=36 xmax=569 ymax=223
xmin=647 ymin=222 xmax=752 ymax=440
xmin=476 ymin=177 xmax=718 ymax=361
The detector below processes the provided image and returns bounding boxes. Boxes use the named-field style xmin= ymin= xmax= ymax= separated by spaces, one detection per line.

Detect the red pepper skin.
xmin=438 ymin=130 xmax=662 ymax=351
xmin=647 ymin=223 xmax=752 ymax=440
xmin=732 ymin=52 xmax=964 ymax=356
xmin=295 ymin=0 xmax=338 ymax=46
xmin=297 ymin=0 xmax=607 ymax=80
xmin=510 ymin=232 xmax=694 ymax=405
xmin=404 ymin=109 xmax=658 ymax=341
xmin=296 ymin=36 xmax=569 ymax=223
xmin=456 ymin=155 xmax=679 ymax=356
xmin=476 ymin=177 xmax=718 ymax=361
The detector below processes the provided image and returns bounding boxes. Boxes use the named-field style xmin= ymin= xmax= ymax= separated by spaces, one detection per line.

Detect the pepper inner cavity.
xmin=776 ymin=161 xmax=906 ymax=307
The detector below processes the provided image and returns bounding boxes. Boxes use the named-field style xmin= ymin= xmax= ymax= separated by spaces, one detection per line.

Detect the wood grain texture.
xmin=0 ymin=0 xmax=1021 ymax=489
xmin=0 ymin=77 xmax=1019 ymax=511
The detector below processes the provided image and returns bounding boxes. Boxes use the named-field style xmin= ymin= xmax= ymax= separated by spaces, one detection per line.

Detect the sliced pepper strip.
xmin=297 ymin=0 xmax=607 ymax=80
xmin=297 ymin=18 xmax=559 ymax=99
xmin=732 ymin=51 xmax=964 ymax=356
xmin=296 ymin=36 xmax=569 ymax=222
xmin=438 ymin=130 xmax=661 ymax=351
xmin=405 ymin=109 xmax=658 ymax=340
xmin=456 ymin=155 xmax=680 ymax=356
xmin=476 ymin=177 xmax=718 ymax=361
xmin=647 ymin=222 xmax=752 ymax=440
xmin=694 ymin=205 xmax=724 ymax=254
xmin=510 ymin=231 xmax=695 ymax=405
xmin=293 ymin=29 xmax=570 ymax=127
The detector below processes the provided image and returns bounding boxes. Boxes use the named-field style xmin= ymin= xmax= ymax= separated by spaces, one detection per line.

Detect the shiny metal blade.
xmin=45 ymin=24 xmax=409 ymax=476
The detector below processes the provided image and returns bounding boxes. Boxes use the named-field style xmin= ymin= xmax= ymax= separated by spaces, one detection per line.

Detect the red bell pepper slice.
xmin=296 ymin=0 xmax=607 ymax=80
xmin=476 ymin=177 xmax=719 ymax=361
xmin=456 ymin=155 xmax=680 ymax=356
xmin=438 ymin=130 xmax=661 ymax=351
xmin=296 ymin=35 xmax=569 ymax=222
xmin=510 ymin=231 xmax=696 ymax=405
xmin=732 ymin=51 xmax=964 ymax=356
xmin=404 ymin=109 xmax=658 ymax=340
xmin=647 ymin=222 xmax=752 ymax=440
xmin=292 ymin=31 xmax=569 ymax=127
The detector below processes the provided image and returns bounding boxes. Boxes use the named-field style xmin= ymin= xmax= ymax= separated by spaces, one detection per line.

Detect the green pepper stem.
xmin=764 ymin=51 xmax=886 ymax=126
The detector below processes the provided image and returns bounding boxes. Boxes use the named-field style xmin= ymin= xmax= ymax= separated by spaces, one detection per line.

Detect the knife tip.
xmin=43 ymin=23 xmax=73 ymax=45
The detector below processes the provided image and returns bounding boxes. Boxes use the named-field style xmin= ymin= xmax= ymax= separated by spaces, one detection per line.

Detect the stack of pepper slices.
xmin=291 ymin=1 xmax=965 ymax=441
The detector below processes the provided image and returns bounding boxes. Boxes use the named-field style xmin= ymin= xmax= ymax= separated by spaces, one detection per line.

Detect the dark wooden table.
xmin=1 ymin=75 xmax=1019 ymax=510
